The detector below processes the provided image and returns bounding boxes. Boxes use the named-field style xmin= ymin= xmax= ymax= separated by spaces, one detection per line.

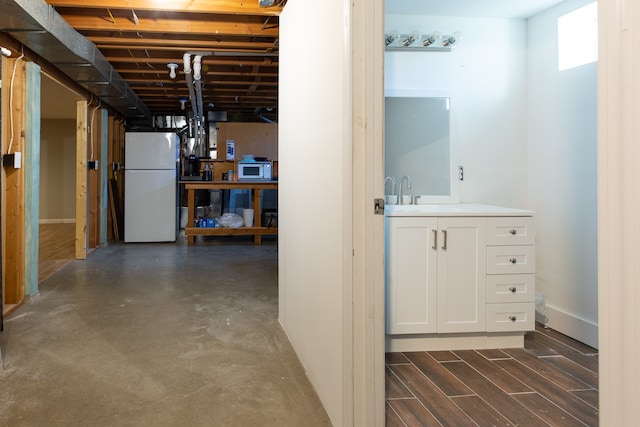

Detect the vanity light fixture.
xmin=385 ymin=31 xmax=462 ymax=52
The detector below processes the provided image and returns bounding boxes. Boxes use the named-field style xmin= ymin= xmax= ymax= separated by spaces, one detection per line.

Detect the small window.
xmin=558 ymin=1 xmax=598 ymax=71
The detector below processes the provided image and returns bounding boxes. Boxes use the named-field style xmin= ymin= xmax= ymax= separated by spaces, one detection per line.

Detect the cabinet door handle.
xmin=509 ymin=315 xmax=517 ymax=322
xmin=432 ymin=229 xmax=438 ymax=250
xmin=509 ymin=258 xmax=517 ymax=264
xmin=441 ymin=230 xmax=447 ymax=250
xmin=509 ymin=287 xmax=517 ymax=293
xmin=509 ymin=229 xmax=517 ymax=235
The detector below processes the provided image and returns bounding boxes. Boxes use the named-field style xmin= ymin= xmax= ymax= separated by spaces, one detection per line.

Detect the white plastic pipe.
xmin=193 ymin=55 xmax=202 ymax=80
xmin=183 ymin=53 xmax=192 ymax=74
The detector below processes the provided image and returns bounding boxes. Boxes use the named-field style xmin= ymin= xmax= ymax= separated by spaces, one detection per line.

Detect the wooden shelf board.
xmin=185 ymin=226 xmax=278 ymax=236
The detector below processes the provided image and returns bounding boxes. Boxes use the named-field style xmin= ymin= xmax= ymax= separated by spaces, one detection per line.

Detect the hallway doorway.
xmin=38 ymin=75 xmax=81 ymax=282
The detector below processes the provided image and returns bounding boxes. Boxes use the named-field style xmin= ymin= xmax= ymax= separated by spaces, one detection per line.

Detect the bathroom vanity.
xmin=385 ymin=203 xmax=535 ymax=351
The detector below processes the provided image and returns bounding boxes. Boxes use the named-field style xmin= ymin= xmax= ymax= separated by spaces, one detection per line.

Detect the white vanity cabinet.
xmin=385 ymin=204 xmax=535 ymax=351
xmin=436 ymin=217 xmax=487 ymax=333
xmin=385 ymin=216 xmax=486 ymax=334
xmin=485 ymin=217 xmax=536 ymax=332
xmin=385 ymin=217 xmax=437 ymax=334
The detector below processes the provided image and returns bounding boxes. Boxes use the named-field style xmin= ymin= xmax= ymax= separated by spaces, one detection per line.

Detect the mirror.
xmin=385 ymin=95 xmax=457 ymax=203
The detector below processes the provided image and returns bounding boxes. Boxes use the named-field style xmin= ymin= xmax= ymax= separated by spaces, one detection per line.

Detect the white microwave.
xmin=237 ymin=161 xmax=272 ymax=180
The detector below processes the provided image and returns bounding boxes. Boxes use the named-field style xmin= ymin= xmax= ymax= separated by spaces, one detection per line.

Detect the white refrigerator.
xmin=124 ymin=132 xmax=179 ymax=242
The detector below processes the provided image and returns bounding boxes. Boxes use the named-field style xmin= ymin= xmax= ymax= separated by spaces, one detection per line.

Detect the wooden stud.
xmin=107 ymin=114 xmax=115 ymax=241
xmin=2 ymin=57 xmax=26 ymax=304
xmin=75 ymin=100 xmax=88 ymax=260
xmin=88 ymin=105 xmax=99 ymax=249
xmin=99 ymin=109 xmax=108 ymax=245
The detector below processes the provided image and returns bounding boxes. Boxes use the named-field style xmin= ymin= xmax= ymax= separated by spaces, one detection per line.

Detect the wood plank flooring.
xmin=3 ymin=223 xmax=75 ymax=317
xmin=386 ymin=324 xmax=599 ymax=426
xmin=38 ymin=223 xmax=75 ymax=284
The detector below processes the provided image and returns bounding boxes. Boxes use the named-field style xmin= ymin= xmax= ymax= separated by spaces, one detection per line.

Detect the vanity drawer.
xmin=487 ymin=274 xmax=535 ymax=303
xmin=487 ymin=245 xmax=535 ymax=274
xmin=487 ymin=303 xmax=535 ymax=332
xmin=486 ymin=217 xmax=535 ymax=246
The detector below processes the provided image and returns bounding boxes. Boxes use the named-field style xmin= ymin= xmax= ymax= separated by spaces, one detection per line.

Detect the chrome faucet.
xmin=398 ymin=175 xmax=412 ymax=205
xmin=384 ymin=176 xmax=396 ymax=197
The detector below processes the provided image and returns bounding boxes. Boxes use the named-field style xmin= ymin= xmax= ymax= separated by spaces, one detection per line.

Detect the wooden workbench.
xmin=182 ymin=181 xmax=278 ymax=245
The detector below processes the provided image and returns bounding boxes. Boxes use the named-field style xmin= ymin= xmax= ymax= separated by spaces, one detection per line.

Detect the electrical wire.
xmin=8 ymin=47 xmax=25 ymax=154
xmin=89 ymin=98 xmax=101 ymax=161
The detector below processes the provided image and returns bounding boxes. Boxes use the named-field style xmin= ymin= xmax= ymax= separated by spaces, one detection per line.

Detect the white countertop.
xmin=384 ymin=203 xmax=535 ymax=217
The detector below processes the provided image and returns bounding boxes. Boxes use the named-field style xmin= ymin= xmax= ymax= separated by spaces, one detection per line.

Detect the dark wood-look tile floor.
xmin=386 ymin=324 xmax=599 ymax=426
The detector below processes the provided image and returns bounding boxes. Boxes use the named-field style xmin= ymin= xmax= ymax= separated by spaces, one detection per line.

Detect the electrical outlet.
xmin=88 ymin=160 xmax=99 ymax=171
xmin=458 ymin=166 xmax=464 ymax=181
xmin=2 ymin=152 xmax=22 ymax=169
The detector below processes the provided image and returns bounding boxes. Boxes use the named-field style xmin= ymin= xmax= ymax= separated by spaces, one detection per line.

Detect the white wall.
xmin=279 ymin=2 xmax=350 ymax=425
xmin=527 ymin=0 xmax=598 ymax=347
xmin=385 ymin=15 xmax=529 ymax=208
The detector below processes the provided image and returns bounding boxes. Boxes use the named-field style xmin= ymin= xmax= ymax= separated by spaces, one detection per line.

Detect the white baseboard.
xmin=39 ymin=219 xmax=76 ymax=224
xmin=386 ymin=332 xmax=525 ymax=352
xmin=544 ymin=305 xmax=599 ymax=349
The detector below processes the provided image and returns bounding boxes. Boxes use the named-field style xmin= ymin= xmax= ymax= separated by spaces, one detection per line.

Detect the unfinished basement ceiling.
xmin=43 ymin=0 xmax=283 ymax=124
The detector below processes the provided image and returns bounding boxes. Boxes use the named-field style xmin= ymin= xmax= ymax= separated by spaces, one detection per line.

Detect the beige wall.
xmin=40 ymin=119 xmax=76 ymax=222
xmin=278 ymin=2 xmax=351 ymax=425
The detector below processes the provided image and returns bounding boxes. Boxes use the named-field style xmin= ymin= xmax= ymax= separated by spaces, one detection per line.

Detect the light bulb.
xmin=167 ymin=63 xmax=178 ymax=79
xmin=422 ymin=31 xmax=441 ymax=47
xmin=402 ymin=31 xmax=421 ymax=47
xmin=385 ymin=31 xmax=399 ymax=46
xmin=443 ymin=32 xmax=462 ymax=47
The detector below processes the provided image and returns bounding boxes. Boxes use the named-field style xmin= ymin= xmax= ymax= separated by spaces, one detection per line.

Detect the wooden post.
xmin=99 ymin=109 xmax=108 ymax=245
xmin=2 ymin=57 xmax=26 ymax=304
xmin=75 ymin=100 xmax=88 ymax=260
xmin=87 ymin=104 xmax=99 ymax=249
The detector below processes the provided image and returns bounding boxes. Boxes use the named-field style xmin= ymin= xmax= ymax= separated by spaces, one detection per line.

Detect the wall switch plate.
xmin=2 ymin=152 xmax=21 ymax=168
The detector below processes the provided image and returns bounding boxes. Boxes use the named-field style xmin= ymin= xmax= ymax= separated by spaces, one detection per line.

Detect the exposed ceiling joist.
xmin=34 ymin=0 xmax=284 ymax=124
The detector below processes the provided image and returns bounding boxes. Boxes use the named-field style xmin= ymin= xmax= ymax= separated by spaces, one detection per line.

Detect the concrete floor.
xmin=0 ymin=236 xmax=331 ymax=426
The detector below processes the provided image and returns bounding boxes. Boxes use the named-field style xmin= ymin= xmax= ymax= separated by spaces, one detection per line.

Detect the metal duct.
xmin=0 ymin=0 xmax=151 ymax=123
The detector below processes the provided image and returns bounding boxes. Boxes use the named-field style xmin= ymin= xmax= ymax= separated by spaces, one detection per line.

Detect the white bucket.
xmin=180 ymin=207 xmax=188 ymax=229
xmin=243 ymin=208 xmax=254 ymax=227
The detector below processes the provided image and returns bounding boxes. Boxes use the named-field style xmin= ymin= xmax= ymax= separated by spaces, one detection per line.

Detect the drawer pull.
xmin=509 ymin=287 xmax=517 ymax=293
xmin=509 ymin=258 xmax=517 ymax=264
xmin=509 ymin=229 xmax=517 ymax=235
xmin=432 ymin=229 xmax=438 ymax=250
xmin=509 ymin=315 xmax=517 ymax=322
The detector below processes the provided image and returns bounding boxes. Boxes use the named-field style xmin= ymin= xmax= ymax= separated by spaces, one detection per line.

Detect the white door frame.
xmin=350 ymin=0 xmax=385 ymax=425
